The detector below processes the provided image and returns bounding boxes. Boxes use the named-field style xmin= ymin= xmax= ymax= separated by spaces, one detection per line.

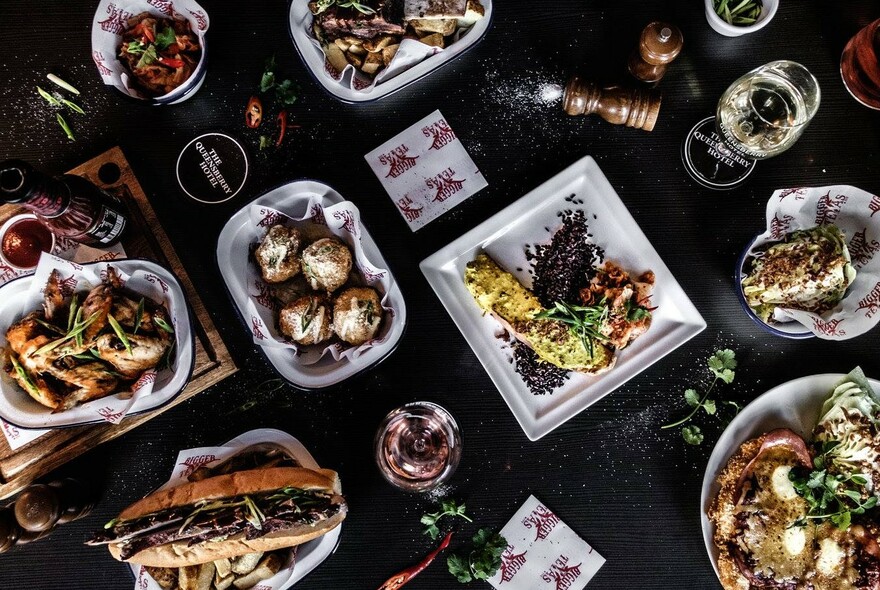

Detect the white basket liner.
xmin=244 ymin=199 xmax=398 ymax=365
xmin=747 ymin=185 xmax=880 ymax=340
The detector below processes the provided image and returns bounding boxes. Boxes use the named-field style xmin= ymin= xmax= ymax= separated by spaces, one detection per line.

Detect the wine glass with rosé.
xmin=374 ymin=401 xmax=462 ymax=492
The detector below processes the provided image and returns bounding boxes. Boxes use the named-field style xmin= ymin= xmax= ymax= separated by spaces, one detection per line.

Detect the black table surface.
xmin=2 ymin=1 xmax=880 ymax=588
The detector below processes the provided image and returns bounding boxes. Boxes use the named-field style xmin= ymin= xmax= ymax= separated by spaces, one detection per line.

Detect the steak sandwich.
xmin=88 ymin=466 xmax=347 ymax=568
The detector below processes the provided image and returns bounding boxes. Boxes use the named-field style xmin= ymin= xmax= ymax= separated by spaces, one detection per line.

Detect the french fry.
xmin=195 ymin=562 xmax=214 ymax=590
xmin=364 ymin=35 xmax=395 ymax=53
xmin=347 ymin=43 xmax=367 ymax=56
xmin=333 ymin=38 xmax=352 ymax=52
xmin=214 ymin=558 xmax=232 ymax=579
xmin=178 ymin=566 xmax=200 ymax=590
xmin=230 ymin=552 xmax=263 ymax=575
xmin=344 ymin=51 xmax=364 ymax=69
xmin=323 ymin=43 xmax=349 ymax=73
xmin=410 ymin=18 xmax=456 ymax=36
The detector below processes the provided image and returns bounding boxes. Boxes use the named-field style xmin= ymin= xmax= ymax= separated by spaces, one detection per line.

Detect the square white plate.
xmin=217 ymin=180 xmax=406 ymax=389
xmin=420 ymin=156 xmax=706 ymax=440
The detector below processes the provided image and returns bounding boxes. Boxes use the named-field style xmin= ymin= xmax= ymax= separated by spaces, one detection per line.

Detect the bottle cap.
xmin=0 ymin=160 xmax=34 ymax=204
xmin=175 ymin=133 xmax=249 ymax=204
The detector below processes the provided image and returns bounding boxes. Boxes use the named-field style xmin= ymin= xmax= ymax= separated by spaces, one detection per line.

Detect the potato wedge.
xmin=347 ymin=43 xmax=367 ymax=56
xmin=144 ymin=566 xmax=178 ymax=590
xmin=382 ymin=44 xmax=400 ymax=66
xmin=231 ymin=552 xmax=264 ymax=575
xmin=344 ymin=51 xmax=364 ymax=68
xmin=214 ymin=558 xmax=232 ymax=579
xmin=323 ymin=43 xmax=349 ymax=72
xmin=362 ymin=52 xmax=384 ymax=75
xmin=233 ymin=554 xmax=283 ymax=589
xmin=195 ymin=563 xmax=214 ymax=590
xmin=410 ymin=18 xmax=456 ymax=36
xmin=418 ymin=33 xmax=445 ymax=48
xmin=333 ymin=38 xmax=352 ymax=52
xmin=458 ymin=0 xmax=486 ymax=27
xmin=215 ymin=572 xmax=235 ymax=590
xmin=364 ymin=35 xmax=396 ymax=53
xmin=179 ymin=566 xmax=200 ymax=590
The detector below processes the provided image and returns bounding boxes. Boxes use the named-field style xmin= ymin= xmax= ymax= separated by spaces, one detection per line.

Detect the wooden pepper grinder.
xmin=12 ymin=478 xmax=95 ymax=539
xmin=628 ymin=21 xmax=683 ymax=84
xmin=563 ymin=76 xmax=662 ymax=131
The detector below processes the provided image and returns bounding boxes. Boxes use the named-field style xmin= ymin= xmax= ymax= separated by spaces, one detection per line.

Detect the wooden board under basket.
xmin=0 ymin=146 xmax=237 ymax=499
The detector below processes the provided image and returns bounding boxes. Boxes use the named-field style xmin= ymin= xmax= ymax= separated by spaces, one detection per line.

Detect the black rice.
xmin=527 ymin=209 xmax=603 ymax=308
xmin=510 ymin=340 xmax=570 ymax=395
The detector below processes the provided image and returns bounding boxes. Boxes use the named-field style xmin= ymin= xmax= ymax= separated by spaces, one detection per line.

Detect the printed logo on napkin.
xmin=489 ymin=495 xmax=604 ymax=590
xmin=750 ymin=185 xmax=880 ymax=339
xmin=365 ymin=110 xmax=488 ymax=231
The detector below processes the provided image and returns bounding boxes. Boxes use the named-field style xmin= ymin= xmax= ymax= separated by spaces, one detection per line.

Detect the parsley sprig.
xmin=421 ymin=499 xmax=473 ymax=540
xmin=662 ymin=349 xmax=740 ymax=445
xmin=260 ymin=56 xmax=299 ymax=106
xmin=790 ymin=441 xmax=879 ymax=530
xmin=447 ymin=528 xmax=507 ymax=583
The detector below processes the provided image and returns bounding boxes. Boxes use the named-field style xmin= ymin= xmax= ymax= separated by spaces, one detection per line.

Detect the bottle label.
xmin=88 ymin=205 xmax=127 ymax=244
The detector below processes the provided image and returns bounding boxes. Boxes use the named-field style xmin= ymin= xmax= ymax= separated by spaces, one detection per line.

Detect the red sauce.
xmin=1 ymin=218 xmax=54 ymax=269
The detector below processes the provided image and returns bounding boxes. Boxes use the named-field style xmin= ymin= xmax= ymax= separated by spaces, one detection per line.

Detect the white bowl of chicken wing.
xmin=0 ymin=256 xmax=194 ymax=429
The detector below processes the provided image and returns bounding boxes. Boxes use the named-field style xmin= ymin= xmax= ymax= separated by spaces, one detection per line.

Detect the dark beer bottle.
xmin=0 ymin=160 xmax=127 ymax=247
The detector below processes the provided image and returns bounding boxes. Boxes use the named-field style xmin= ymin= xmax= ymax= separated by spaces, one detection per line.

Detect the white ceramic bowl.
xmin=0 ymin=214 xmax=56 ymax=272
xmin=0 ymin=258 xmax=195 ymax=429
xmin=705 ymin=0 xmax=778 ymax=37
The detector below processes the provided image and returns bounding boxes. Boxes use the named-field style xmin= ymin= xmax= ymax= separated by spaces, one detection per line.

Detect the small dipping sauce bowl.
xmin=0 ymin=214 xmax=55 ymax=271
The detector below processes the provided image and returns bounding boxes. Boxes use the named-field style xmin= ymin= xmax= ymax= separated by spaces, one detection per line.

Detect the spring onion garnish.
xmin=47 ymin=73 xmax=80 ymax=95
xmin=133 ymin=298 xmax=145 ymax=334
xmin=10 ymin=355 xmax=39 ymax=396
xmin=31 ymin=311 xmax=99 ymax=356
xmin=37 ymin=86 xmax=62 ymax=107
xmin=713 ymin=0 xmax=762 ymax=26
xmin=60 ymin=98 xmax=85 ymax=115
xmin=153 ymin=316 xmax=175 ymax=334
xmin=107 ymin=314 xmax=133 ymax=356
xmin=57 ymin=113 xmax=75 ymax=141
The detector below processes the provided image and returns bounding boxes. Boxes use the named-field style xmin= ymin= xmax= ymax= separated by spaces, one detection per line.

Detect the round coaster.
xmin=176 ymin=133 xmax=249 ymax=204
xmin=682 ymin=116 xmax=756 ymax=190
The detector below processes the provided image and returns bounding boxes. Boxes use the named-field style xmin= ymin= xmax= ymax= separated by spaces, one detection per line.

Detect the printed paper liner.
xmin=0 ymin=255 xmax=193 ymax=428
xmin=289 ymin=0 xmax=492 ymax=100
xmin=131 ymin=428 xmax=342 ymax=590
xmin=91 ymin=0 xmax=209 ymax=102
xmin=244 ymin=199 xmax=398 ymax=365
xmin=744 ymin=185 xmax=880 ymax=339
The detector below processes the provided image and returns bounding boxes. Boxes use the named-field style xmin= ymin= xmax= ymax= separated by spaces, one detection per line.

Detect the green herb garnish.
xmin=34 ymin=318 xmax=66 ymax=335
xmin=259 ymin=56 xmax=299 ymax=106
xmin=31 ymin=311 xmax=99 ymax=356
xmin=301 ymin=298 xmax=317 ymax=332
xmin=136 ymin=44 xmax=159 ymax=68
xmin=154 ymin=315 xmax=175 ymax=334
xmin=133 ymin=298 xmax=145 ymax=334
xmin=56 ymin=113 xmax=75 ymax=141
xmin=126 ymin=40 xmax=147 ymax=55
xmin=107 ymin=314 xmax=133 ymax=356
xmin=447 ymin=528 xmax=507 ymax=583
xmin=535 ymin=300 xmax=609 ymax=356
xmin=421 ymin=499 xmax=473 ymax=540
xmin=789 ymin=441 xmax=878 ymax=530
xmin=713 ymin=0 xmax=762 ymax=26
xmin=662 ymin=349 xmax=740 ymax=445
xmin=9 ymin=355 xmax=39 ymax=396
xmin=37 ymin=86 xmax=62 ymax=107
xmin=154 ymin=26 xmax=176 ymax=50
xmin=67 ymin=294 xmax=79 ymax=333
xmin=60 ymin=98 xmax=84 ymax=115
xmin=314 ymin=0 xmax=376 ymax=15
xmin=259 ymin=135 xmax=273 ymax=151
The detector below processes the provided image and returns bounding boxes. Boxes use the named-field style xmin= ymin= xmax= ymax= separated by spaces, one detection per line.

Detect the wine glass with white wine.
xmin=683 ymin=60 xmax=821 ymax=189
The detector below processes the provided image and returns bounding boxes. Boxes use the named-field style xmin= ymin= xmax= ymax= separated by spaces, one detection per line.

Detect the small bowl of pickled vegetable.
xmin=705 ymin=0 xmax=777 ymax=37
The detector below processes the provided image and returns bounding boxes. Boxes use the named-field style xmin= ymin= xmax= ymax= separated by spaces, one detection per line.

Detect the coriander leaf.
xmin=259 ymin=135 xmax=272 ymax=150
xmin=136 ymin=44 xmax=159 ymax=68
xmin=682 ymin=425 xmax=703 ymax=445
xmin=424 ymin=524 xmax=440 ymax=540
xmin=703 ymin=399 xmax=717 ymax=415
xmin=470 ymin=529 xmax=507 ymax=580
xmin=274 ymin=78 xmax=299 ymax=106
xmin=713 ymin=349 xmax=738 ymax=370
xmin=684 ymin=388 xmax=700 ymax=407
xmin=155 ymin=26 xmax=176 ymax=50
xmin=447 ymin=554 xmax=472 ymax=583
xmin=716 ymin=368 xmax=735 ymax=384
xmin=260 ymin=70 xmax=276 ymax=93
xmin=126 ymin=40 xmax=146 ymax=55
xmin=420 ymin=514 xmax=438 ymax=526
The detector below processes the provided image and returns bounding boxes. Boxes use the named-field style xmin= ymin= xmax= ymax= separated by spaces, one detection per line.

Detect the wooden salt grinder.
xmin=628 ymin=22 xmax=683 ymax=83
xmin=562 ymin=76 xmax=662 ymax=131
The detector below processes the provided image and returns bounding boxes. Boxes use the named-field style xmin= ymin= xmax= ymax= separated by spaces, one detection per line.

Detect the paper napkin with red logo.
xmin=365 ymin=110 xmax=487 ymax=231
xmin=489 ymin=495 xmax=605 ymax=590
xmin=748 ymin=185 xmax=880 ymax=339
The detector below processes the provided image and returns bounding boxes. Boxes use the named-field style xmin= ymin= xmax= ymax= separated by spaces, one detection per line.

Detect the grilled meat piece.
xmin=311 ymin=1 xmax=405 ymax=40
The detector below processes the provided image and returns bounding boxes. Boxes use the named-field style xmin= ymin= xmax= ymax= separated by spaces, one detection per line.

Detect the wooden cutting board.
xmin=0 ymin=146 xmax=237 ymax=499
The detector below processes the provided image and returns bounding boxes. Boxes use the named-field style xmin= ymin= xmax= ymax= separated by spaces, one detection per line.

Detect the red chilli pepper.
xmin=245 ymin=96 xmax=263 ymax=129
xmin=158 ymin=57 xmax=184 ymax=68
xmin=276 ymin=110 xmax=288 ymax=147
xmin=377 ymin=532 xmax=453 ymax=590
xmin=142 ymin=24 xmax=155 ymax=42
